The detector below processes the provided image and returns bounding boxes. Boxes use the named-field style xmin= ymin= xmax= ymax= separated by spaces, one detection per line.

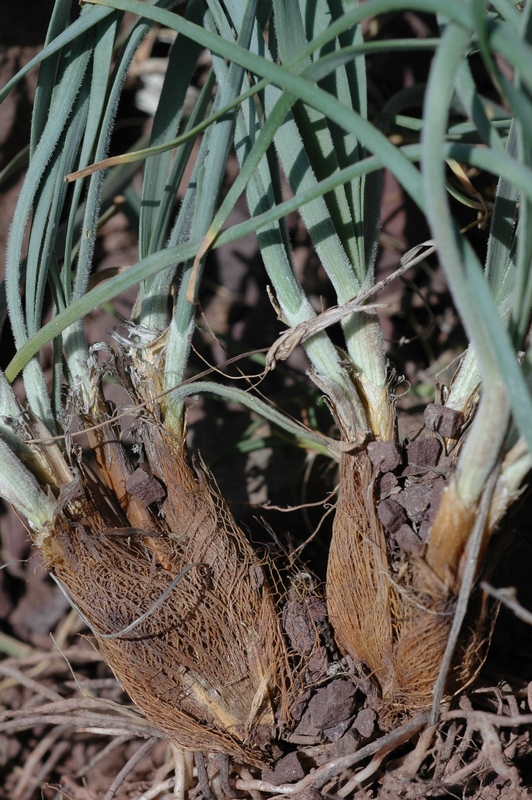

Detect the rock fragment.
xmin=424 ymin=403 xmax=462 ymax=438
xmin=125 ymin=467 xmax=166 ymax=504
xmin=377 ymin=498 xmax=407 ymax=534
xmin=404 ymin=438 xmax=442 ymax=474
xmin=367 ymin=441 xmax=403 ymax=472
xmin=396 ymin=483 xmax=432 ymax=523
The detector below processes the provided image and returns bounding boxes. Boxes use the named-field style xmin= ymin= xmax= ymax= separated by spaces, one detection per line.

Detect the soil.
xmin=1 ymin=7 xmax=532 ymax=800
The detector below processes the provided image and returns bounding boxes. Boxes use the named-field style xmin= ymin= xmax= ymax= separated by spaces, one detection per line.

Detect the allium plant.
xmin=1 ymin=0 xmax=532 ymax=789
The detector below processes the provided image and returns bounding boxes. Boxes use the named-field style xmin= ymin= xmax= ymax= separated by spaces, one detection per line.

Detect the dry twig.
xmin=480 ymin=583 xmax=532 ymax=626
xmin=265 ymin=242 xmax=435 ymax=369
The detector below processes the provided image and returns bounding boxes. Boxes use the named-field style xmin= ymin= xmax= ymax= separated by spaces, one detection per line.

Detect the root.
xmin=103 ymin=737 xmax=158 ymax=800
xmin=235 ymin=713 xmax=428 ymax=795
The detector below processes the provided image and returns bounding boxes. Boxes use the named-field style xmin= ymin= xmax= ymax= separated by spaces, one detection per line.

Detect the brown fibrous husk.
xmin=327 ymin=450 xmax=497 ymax=724
xmin=37 ymin=353 xmax=293 ymax=766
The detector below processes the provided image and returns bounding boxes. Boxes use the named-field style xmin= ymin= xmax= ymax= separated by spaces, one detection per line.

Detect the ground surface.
xmin=1 ymin=7 xmax=532 ymax=799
